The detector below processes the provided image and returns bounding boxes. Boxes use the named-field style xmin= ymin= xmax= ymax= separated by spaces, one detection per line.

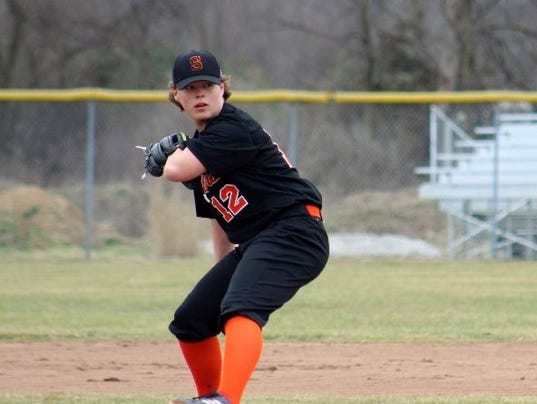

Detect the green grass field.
xmin=1 ymin=257 xmax=537 ymax=403
xmin=2 ymin=258 xmax=537 ymax=343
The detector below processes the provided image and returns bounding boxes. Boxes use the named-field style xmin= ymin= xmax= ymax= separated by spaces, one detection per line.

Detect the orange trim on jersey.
xmin=305 ymin=204 xmax=322 ymax=219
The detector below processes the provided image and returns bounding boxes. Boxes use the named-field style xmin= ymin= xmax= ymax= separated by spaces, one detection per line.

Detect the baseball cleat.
xmin=169 ymin=393 xmax=232 ymax=404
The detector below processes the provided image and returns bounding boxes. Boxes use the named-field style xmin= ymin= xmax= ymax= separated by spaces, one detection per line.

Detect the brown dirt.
xmin=1 ymin=341 xmax=537 ymax=397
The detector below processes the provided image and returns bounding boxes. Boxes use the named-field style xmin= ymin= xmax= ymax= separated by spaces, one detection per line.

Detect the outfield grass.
xmin=1 ymin=258 xmax=537 ymax=342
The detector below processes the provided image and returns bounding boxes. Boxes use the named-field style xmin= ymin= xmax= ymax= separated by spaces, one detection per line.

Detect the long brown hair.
xmin=168 ymin=74 xmax=232 ymax=110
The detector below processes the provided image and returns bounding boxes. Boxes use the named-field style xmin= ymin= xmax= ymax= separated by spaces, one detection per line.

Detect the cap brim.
xmin=175 ymin=75 xmax=221 ymax=89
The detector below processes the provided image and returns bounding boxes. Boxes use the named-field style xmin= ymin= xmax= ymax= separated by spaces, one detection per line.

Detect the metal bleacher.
xmin=415 ymin=106 xmax=537 ymax=259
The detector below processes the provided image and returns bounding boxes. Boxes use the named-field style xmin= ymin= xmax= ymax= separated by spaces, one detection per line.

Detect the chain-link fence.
xmin=1 ymin=90 xmax=536 ymax=259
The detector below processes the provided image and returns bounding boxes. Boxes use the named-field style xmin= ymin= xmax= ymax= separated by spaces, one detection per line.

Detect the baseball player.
xmin=142 ymin=50 xmax=329 ymax=404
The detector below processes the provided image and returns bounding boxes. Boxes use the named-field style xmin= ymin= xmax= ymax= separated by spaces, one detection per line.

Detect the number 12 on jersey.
xmin=210 ymin=184 xmax=249 ymax=222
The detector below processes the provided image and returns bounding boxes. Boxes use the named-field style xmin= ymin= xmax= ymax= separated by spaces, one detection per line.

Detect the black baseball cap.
xmin=172 ymin=50 xmax=222 ymax=89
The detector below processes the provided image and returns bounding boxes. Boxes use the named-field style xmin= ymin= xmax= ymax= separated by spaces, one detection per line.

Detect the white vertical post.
xmin=429 ymin=105 xmax=438 ymax=182
xmin=85 ymin=101 xmax=96 ymax=260
xmin=489 ymin=104 xmax=500 ymax=259
xmin=446 ymin=212 xmax=454 ymax=259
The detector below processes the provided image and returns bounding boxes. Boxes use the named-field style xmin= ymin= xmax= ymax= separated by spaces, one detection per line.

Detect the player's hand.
xmin=143 ymin=132 xmax=189 ymax=177
xmin=144 ymin=153 xmax=165 ymax=177
xmin=149 ymin=132 xmax=189 ymax=165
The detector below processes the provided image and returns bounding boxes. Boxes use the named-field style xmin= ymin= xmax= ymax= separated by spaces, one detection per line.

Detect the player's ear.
xmin=168 ymin=83 xmax=184 ymax=111
xmin=221 ymin=74 xmax=232 ymax=101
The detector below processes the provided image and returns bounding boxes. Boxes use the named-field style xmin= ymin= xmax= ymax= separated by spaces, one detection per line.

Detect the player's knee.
xmin=168 ymin=304 xmax=220 ymax=341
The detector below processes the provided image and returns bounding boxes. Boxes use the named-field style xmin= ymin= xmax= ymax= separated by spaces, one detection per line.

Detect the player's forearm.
xmin=163 ymin=148 xmax=206 ymax=182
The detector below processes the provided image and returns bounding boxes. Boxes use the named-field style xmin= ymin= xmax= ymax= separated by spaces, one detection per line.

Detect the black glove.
xmin=144 ymin=132 xmax=189 ymax=177
xmin=149 ymin=132 xmax=189 ymax=164
xmin=144 ymin=153 xmax=165 ymax=177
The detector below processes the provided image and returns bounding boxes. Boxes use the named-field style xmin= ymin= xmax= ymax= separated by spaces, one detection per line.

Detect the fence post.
xmin=85 ymin=101 xmax=96 ymax=260
xmin=288 ymin=103 xmax=298 ymax=165
xmin=429 ymin=105 xmax=438 ymax=183
xmin=489 ymin=103 xmax=500 ymax=259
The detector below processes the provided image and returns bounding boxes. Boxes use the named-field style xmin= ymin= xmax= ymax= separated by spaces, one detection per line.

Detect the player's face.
xmin=174 ymin=81 xmax=225 ymax=130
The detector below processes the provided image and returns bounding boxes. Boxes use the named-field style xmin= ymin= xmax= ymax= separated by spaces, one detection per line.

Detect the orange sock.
xmin=219 ymin=315 xmax=263 ymax=404
xmin=179 ymin=337 xmax=222 ymax=396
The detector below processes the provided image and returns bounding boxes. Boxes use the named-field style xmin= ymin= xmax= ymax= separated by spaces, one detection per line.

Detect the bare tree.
xmin=0 ymin=0 xmax=27 ymax=87
xmin=2 ymin=0 xmax=537 ymax=191
xmin=441 ymin=0 xmax=537 ymax=90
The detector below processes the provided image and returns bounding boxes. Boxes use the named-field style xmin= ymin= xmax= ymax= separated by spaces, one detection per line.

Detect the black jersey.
xmin=185 ymin=103 xmax=322 ymax=244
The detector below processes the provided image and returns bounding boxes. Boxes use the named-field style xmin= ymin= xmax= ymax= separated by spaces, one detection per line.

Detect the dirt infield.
xmin=1 ymin=341 xmax=537 ymax=397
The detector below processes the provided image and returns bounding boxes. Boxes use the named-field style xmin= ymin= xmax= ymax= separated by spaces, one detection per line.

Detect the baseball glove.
xmin=144 ymin=132 xmax=189 ymax=177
